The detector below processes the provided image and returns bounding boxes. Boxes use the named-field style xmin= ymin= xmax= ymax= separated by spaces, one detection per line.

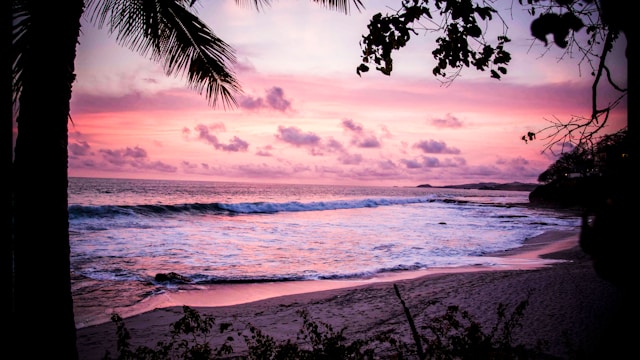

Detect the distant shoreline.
xmin=417 ymin=181 xmax=539 ymax=192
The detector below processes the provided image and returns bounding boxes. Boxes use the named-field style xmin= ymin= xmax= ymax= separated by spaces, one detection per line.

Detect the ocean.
xmin=68 ymin=177 xmax=580 ymax=328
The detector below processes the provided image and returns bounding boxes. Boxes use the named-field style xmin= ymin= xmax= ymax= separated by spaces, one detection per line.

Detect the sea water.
xmin=68 ymin=177 xmax=580 ymax=327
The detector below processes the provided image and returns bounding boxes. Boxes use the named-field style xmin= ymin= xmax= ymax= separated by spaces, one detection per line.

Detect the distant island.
xmin=417 ymin=182 xmax=539 ymax=192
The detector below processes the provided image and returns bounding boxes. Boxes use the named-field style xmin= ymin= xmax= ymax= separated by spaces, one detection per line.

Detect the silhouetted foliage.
xmin=357 ymin=0 xmax=512 ymax=80
xmin=537 ymin=129 xmax=628 ymax=184
xmin=528 ymin=128 xmax=632 ymax=286
xmin=244 ymin=309 xmax=376 ymax=359
xmin=103 ymin=305 xmax=235 ymax=360
xmin=357 ymin=0 xmax=628 ymax=149
xmin=104 ymin=289 xmax=557 ymax=359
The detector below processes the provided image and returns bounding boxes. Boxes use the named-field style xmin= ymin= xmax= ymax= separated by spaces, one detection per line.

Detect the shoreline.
xmin=76 ymin=228 xmax=635 ymax=359
xmin=75 ymin=230 xmax=578 ymax=330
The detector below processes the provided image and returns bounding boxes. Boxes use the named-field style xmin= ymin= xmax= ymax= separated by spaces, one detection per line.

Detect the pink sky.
xmin=67 ymin=1 xmax=628 ymax=187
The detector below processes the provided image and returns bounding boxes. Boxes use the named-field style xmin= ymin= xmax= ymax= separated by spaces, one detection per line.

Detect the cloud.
xmin=97 ymin=146 xmax=177 ymax=172
xmin=255 ymin=145 xmax=274 ymax=157
xmin=69 ymin=141 xmax=92 ymax=156
xmin=219 ymin=136 xmax=250 ymax=152
xmin=341 ymin=118 xmax=381 ymax=148
xmin=338 ymin=153 xmax=363 ymax=165
xmin=181 ymin=161 xmax=199 ymax=170
xmin=70 ymin=87 xmax=216 ymax=114
xmin=100 ymin=146 xmax=147 ymax=165
xmin=325 ymin=138 xmax=345 ymax=152
xmin=413 ymin=139 xmax=461 ymax=154
xmin=238 ymin=86 xmax=292 ymax=112
xmin=400 ymin=156 xmax=466 ymax=169
xmin=341 ymin=119 xmax=363 ymax=133
xmin=431 ymin=114 xmax=463 ymax=128
xmin=357 ymin=136 xmax=381 ymax=148
xmin=496 ymin=156 xmax=529 ymax=167
xmin=275 ymin=126 xmax=358 ymax=158
xmin=275 ymin=125 xmax=321 ymax=146
xmin=192 ymin=124 xmax=249 ymax=152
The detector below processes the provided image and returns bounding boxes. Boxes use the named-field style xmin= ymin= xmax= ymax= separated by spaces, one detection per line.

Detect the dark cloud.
xmin=256 ymin=150 xmax=272 ymax=156
xmin=276 ymin=126 xmax=321 ymax=146
xmin=421 ymin=156 xmax=441 ymax=168
xmin=100 ymin=146 xmax=147 ymax=166
xmin=194 ymin=124 xmax=218 ymax=145
xmin=69 ymin=141 xmax=91 ymax=156
xmin=431 ymin=114 xmax=463 ymax=128
xmin=341 ymin=118 xmax=381 ymax=148
xmin=97 ymin=146 xmax=177 ymax=172
xmin=70 ymin=88 xmax=213 ymax=114
xmin=378 ymin=159 xmax=397 ymax=170
xmin=357 ymin=136 xmax=381 ymax=148
xmin=413 ymin=139 xmax=460 ymax=154
xmin=341 ymin=119 xmax=364 ymax=133
xmin=137 ymin=160 xmax=177 ymax=172
xmin=239 ymin=86 xmax=292 ymax=112
xmin=193 ymin=124 xmax=249 ymax=152
xmin=401 ymin=156 xmax=465 ymax=169
xmin=238 ymin=96 xmax=264 ymax=110
xmin=401 ymin=158 xmax=423 ymax=169
xmin=218 ymin=136 xmax=249 ymax=152
xmin=265 ymin=87 xmax=291 ymax=111
xmin=324 ymin=138 xmax=345 ymax=152
xmin=275 ymin=127 xmax=354 ymax=158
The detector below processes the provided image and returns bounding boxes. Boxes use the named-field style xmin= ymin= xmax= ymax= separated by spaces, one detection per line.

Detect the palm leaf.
xmin=87 ymin=0 xmax=241 ymax=109
xmin=11 ymin=0 xmax=31 ymax=107
xmin=234 ymin=0 xmax=364 ymax=14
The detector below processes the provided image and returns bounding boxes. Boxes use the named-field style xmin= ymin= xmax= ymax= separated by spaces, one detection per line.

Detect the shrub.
xmin=103 ymin=286 xmax=553 ymax=359
xmin=102 ymin=305 xmax=234 ymax=360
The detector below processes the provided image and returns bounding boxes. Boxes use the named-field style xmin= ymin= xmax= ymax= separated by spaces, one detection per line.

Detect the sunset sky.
xmin=67 ymin=0 xmax=628 ymax=187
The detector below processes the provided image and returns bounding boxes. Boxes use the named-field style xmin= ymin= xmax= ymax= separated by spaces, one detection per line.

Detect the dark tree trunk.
xmin=3 ymin=0 xmax=15 ymax=353
xmin=13 ymin=1 xmax=84 ymax=358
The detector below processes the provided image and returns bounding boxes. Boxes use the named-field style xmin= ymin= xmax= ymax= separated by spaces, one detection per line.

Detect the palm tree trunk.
xmin=13 ymin=1 xmax=84 ymax=358
xmin=3 ymin=0 xmax=15 ymax=353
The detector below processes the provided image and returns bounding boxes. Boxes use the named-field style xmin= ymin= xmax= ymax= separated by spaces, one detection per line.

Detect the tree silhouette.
xmin=357 ymin=0 xmax=629 ymax=150
xmin=7 ymin=0 xmax=363 ymax=358
xmin=357 ymin=0 xmax=633 ymax=286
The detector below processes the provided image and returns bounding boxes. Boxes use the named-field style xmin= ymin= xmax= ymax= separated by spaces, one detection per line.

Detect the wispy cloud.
xmin=189 ymin=124 xmax=250 ymax=152
xmin=239 ymin=86 xmax=292 ymax=112
xmin=341 ymin=119 xmax=381 ymax=148
xmin=413 ymin=140 xmax=461 ymax=154
xmin=430 ymin=114 xmax=463 ymax=128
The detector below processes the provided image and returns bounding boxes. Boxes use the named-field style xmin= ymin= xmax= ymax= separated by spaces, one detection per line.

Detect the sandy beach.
xmin=76 ymin=230 xmax=633 ymax=359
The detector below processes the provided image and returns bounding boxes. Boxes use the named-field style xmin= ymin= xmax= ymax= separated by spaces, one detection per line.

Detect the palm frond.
xmin=86 ymin=0 xmax=241 ymax=109
xmin=232 ymin=0 xmax=364 ymax=14
xmin=11 ymin=0 xmax=32 ymax=108
xmin=310 ymin=0 xmax=364 ymax=14
xmin=233 ymin=0 xmax=272 ymax=12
